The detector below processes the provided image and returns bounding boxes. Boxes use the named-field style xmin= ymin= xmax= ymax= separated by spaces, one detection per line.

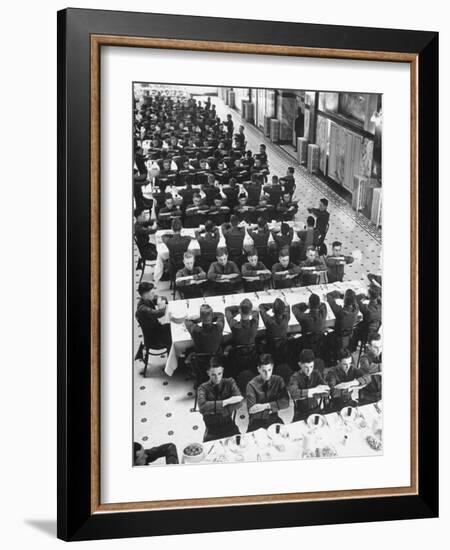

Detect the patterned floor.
xmin=133 ymin=93 xmax=382 ymax=464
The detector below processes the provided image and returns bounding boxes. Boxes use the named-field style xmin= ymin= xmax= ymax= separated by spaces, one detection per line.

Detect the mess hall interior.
xmin=132 ymin=83 xmax=383 ymax=466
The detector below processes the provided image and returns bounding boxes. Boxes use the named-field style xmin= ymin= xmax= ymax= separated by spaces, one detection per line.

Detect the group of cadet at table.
xmin=132 ymin=92 xmax=382 ymax=463
xmin=133 ymin=276 xmax=382 ymax=464
xmin=169 ymin=225 xmax=354 ymax=298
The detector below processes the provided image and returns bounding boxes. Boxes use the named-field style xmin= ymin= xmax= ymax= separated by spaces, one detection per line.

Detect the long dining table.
xmin=161 ymin=279 xmax=368 ymax=376
xmin=181 ymin=402 xmax=383 ymax=465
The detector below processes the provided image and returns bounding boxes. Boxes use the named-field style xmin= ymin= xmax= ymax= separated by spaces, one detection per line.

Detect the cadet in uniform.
xmin=288 ymin=349 xmax=330 ymax=421
xmin=246 ymin=354 xmax=290 ymax=432
xmin=175 ymin=251 xmax=207 ymax=298
xmin=197 ymin=359 xmax=243 ymax=442
xmin=325 ymin=241 xmax=355 ymax=283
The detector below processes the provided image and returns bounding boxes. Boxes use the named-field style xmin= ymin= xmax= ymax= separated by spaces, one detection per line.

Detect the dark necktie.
xmin=262 ymin=381 xmax=269 ymax=396
xmin=214 ymin=385 xmax=221 ymax=400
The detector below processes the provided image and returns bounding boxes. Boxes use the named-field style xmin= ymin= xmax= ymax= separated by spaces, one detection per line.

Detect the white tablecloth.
xmin=182 ymin=403 xmax=383 ymax=464
xmin=164 ymin=279 xmax=367 ymax=375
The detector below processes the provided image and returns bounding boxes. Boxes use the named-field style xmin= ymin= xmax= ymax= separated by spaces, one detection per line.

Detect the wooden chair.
xmin=187 ymin=352 xmax=217 ymax=410
xmin=135 ymin=329 xmax=169 ymax=378
xmin=133 ymin=236 xmax=156 ymax=283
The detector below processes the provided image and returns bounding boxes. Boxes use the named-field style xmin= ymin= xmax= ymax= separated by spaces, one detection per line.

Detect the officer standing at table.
xmin=307 ymin=198 xmax=330 ymax=249
xmin=225 ymin=114 xmax=234 ymax=139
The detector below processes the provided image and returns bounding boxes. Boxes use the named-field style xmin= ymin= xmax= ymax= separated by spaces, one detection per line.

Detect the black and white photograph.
xmin=133 ymin=83 xmax=383 ymax=466
xmin=0 ymin=0 xmax=442 ymax=545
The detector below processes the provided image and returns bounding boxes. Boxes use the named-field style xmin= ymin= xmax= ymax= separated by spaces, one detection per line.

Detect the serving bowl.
xmin=182 ymin=442 xmax=205 ymax=463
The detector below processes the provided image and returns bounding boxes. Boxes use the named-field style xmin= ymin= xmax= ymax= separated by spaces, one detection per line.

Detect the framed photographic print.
xmin=57 ymin=8 xmax=439 ymax=542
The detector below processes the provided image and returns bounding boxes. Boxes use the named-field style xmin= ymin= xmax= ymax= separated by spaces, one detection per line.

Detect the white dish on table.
xmin=182 ymin=442 xmax=205 ymax=463
xmin=170 ymin=301 xmax=188 ymax=317
xmin=171 ymin=313 xmax=187 ymax=324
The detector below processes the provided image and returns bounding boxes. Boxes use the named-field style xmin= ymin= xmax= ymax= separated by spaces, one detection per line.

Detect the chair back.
xmin=231 ymin=344 xmax=257 ymax=375
xmin=269 ymin=337 xmax=289 ymax=364
xmin=189 ymin=352 xmax=217 ymax=385
xmin=133 ymin=235 xmax=146 ymax=259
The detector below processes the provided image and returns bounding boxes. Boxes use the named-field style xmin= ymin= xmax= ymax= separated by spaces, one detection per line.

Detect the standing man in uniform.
xmin=307 ymin=198 xmax=330 ymax=253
